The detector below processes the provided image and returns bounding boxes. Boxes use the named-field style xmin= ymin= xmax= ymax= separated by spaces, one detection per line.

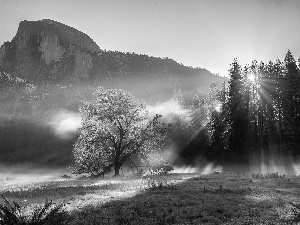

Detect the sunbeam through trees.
xmin=196 ymin=50 xmax=300 ymax=173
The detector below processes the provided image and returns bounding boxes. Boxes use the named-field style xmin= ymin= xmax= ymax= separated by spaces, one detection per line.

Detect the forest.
xmin=185 ymin=50 xmax=300 ymax=174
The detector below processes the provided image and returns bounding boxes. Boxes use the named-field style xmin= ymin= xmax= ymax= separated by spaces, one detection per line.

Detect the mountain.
xmin=0 ymin=19 xmax=99 ymax=80
xmin=0 ymin=19 xmax=226 ymax=101
xmin=0 ymin=19 xmax=227 ymax=166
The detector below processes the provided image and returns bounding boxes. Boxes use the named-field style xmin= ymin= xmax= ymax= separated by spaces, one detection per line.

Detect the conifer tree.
xmin=208 ymin=83 xmax=228 ymax=163
xmin=226 ymin=59 xmax=248 ymax=163
xmin=282 ymin=50 xmax=300 ymax=155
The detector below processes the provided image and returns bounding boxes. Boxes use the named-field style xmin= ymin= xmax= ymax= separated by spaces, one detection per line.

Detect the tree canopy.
xmin=71 ymin=87 xmax=169 ymax=176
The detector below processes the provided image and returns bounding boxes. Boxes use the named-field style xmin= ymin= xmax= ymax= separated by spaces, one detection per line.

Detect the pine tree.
xmin=209 ymin=91 xmax=228 ymax=163
xmin=226 ymin=59 xmax=249 ymax=164
xmin=172 ymin=89 xmax=185 ymax=106
xmin=282 ymin=50 xmax=300 ymax=155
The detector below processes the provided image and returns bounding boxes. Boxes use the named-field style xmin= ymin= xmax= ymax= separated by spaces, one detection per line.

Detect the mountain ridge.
xmin=0 ymin=19 xmax=225 ymax=84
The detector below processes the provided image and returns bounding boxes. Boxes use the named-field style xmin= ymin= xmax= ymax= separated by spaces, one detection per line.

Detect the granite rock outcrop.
xmin=0 ymin=19 xmax=100 ymax=81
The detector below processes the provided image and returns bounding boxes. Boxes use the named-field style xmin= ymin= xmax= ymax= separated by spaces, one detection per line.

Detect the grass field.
xmin=1 ymin=170 xmax=300 ymax=224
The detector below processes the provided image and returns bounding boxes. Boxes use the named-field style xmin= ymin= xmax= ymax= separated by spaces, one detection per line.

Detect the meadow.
xmin=1 ymin=169 xmax=300 ymax=224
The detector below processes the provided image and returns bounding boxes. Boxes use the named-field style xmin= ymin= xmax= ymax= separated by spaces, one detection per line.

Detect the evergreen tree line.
xmin=200 ymin=50 xmax=300 ymax=171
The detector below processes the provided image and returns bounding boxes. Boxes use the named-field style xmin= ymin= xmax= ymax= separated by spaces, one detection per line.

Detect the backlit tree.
xmin=71 ymin=87 xmax=169 ymax=176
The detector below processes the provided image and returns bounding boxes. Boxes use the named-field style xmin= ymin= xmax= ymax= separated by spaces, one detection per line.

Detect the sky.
xmin=0 ymin=0 xmax=300 ymax=76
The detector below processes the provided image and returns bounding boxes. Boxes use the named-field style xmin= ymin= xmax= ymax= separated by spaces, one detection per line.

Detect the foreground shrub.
xmin=0 ymin=195 xmax=69 ymax=225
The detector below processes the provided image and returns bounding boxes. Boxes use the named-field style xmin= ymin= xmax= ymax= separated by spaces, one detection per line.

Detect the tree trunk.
xmin=114 ymin=162 xmax=121 ymax=176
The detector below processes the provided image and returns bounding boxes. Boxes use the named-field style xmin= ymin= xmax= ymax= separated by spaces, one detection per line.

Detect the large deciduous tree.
xmin=71 ymin=87 xmax=169 ymax=176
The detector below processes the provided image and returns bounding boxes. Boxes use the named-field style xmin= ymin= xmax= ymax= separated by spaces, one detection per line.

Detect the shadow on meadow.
xmin=2 ymin=173 xmax=300 ymax=224
xmin=68 ymin=174 xmax=299 ymax=225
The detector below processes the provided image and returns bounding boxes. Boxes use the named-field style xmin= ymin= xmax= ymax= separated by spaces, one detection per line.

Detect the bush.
xmin=0 ymin=195 xmax=70 ymax=225
xmin=149 ymin=163 xmax=174 ymax=175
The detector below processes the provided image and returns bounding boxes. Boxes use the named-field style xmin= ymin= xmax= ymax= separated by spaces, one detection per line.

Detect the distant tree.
xmin=183 ymin=83 xmax=227 ymax=164
xmin=207 ymin=82 xmax=229 ymax=163
xmin=168 ymin=88 xmax=191 ymax=162
xmin=71 ymin=87 xmax=169 ymax=176
xmin=172 ymin=89 xmax=185 ymax=106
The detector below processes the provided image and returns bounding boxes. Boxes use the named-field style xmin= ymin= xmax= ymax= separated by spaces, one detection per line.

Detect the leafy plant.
xmin=146 ymin=178 xmax=168 ymax=189
xmin=0 ymin=195 xmax=69 ymax=225
xmin=289 ymin=202 xmax=300 ymax=223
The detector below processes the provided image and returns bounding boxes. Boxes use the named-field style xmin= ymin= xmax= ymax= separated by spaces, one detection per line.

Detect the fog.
xmin=3 ymin=79 xmax=295 ymax=176
xmin=46 ymin=96 xmax=193 ymax=140
xmin=0 ymin=164 xmax=72 ymax=191
xmin=171 ymin=163 xmax=223 ymax=174
xmin=147 ymin=98 xmax=192 ymax=123
xmin=48 ymin=109 xmax=81 ymax=139
xmin=249 ymin=156 xmax=300 ymax=175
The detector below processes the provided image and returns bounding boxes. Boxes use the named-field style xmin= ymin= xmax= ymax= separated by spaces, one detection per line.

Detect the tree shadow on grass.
xmin=68 ymin=174 xmax=297 ymax=225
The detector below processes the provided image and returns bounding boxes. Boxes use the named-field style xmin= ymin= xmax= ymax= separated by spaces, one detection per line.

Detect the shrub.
xmin=149 ymin=163 xmax=174 ymax=175
xmin=0 ymin=195 xmax=70 ymax=225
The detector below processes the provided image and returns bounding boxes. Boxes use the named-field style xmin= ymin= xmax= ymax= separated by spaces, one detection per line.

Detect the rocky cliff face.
xmin=0 ymin=19 xmax=227 ymax=101
xmin=39 ymin=31 xmax=65 ymax=64
xmin=0 ymin=19 xmax=100 ymax=81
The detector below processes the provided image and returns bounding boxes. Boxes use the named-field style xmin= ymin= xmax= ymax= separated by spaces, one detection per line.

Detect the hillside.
xmin=0 ymin=19 xmax=226 ymax=102
xmin=0 ymin=19 xmax=227 ymax=166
